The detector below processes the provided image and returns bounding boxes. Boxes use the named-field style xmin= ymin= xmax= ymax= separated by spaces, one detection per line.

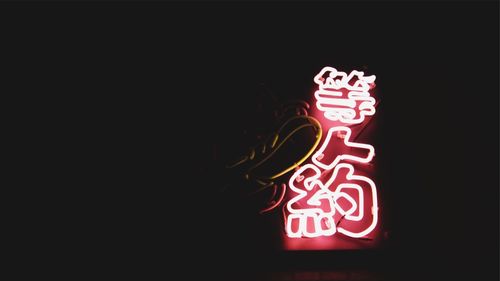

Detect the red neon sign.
xmin=311 ymin=126 xmax=375 ymax=171
xmin=313 ymin=67 xmax=376 ymax=124
xmin=284 ymin=67 xmax=379 ymax=243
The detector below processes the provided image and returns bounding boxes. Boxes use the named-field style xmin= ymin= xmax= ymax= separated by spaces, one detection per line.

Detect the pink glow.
xmin=285 ymin=163 xmax=378 ymax=238
xmin=313 ymin=67 xmax=376 ymax=124
xmin=311 ymin=126 xmax=374 ymax=170
xmin=283 ymin=66 xmax=379 ymax=245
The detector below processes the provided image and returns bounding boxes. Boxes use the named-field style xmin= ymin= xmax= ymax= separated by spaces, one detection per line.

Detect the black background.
xmin=7 ymin=1 xmax=498 ymax=280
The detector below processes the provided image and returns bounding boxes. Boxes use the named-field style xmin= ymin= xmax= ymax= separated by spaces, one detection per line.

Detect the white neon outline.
xmin=313 ymin=67 xmax=376 ymax=124
xmin=286 ymin=213 xmax=304 ymax=238
xmin=285 ymin=163 xmax=378 ymax=238
xmin=286 ymin=212 xmax=338 ymax=238
xmin=315 ymin=90 xmax=376 ymax=124
xmin=287 ymin=164 xmax=331 ymax=215
xmin=286 ymin=164 xmax=337 ymax=238
xmin=334 ymin=184 xmax=363 ymax=221
xmin=327 ymin=164 xmax=378 ymax=238
xmin=313 ymin=67 xmax=376 ymax=92
xmin=284 ymin=66 xmax=379 ymax=240
xmin=311 ymin=126 xmax=375 ymax=171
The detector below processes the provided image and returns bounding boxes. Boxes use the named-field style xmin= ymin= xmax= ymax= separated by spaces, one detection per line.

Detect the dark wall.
xmin=10 ymin=2 xmax=497 ymax=280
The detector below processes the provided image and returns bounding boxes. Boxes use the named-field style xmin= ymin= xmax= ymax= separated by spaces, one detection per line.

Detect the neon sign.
xmin=285 ymin=67 xmax=379 ymax=240
xmin=311 ymin=126 xmax=375 ymax=171
xmin=313 ymin=67 xmax=376 ymax=124
xmin=286 ymin=163 xmax=378 ymax=238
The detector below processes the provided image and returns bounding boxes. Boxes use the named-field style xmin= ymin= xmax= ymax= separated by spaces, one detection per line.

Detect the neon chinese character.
xmin=311 ymin=126 xmax=375 ymax=171
xmin=313 ymin=67 xmax=376 ymax=124
xmin=284 ymin=67 xmax=379 ymax=240
xmin=285 ymin=136 xmax=379 ymax=238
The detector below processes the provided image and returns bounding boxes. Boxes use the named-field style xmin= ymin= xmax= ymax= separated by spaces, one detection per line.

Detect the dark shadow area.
xmin=7 ymin=1 xmax=497 ymax=280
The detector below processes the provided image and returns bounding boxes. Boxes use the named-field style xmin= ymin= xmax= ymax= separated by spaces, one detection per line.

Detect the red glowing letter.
xmin=311 ymin=126 xmax=374 ymax=171
xmin=284 ymin=66 xmax=379 ymax=241
xmin=313 ymin=67 xmax=376 ymax=124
